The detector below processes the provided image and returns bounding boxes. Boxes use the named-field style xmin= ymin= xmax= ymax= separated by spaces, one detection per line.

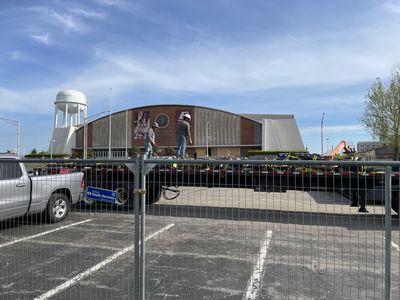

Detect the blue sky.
xmin=1 ymin=0 xmax=400 ymax=155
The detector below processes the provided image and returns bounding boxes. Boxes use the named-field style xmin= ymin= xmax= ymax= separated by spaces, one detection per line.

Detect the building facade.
xmin=74 ymin=104 xmax=305 ymax=158
xmin=357 ymin=141 xmax=386 ymax=153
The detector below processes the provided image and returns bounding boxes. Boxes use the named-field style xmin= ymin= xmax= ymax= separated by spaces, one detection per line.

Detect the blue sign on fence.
xmin=86 ymin=186 xmax=117 ymax=204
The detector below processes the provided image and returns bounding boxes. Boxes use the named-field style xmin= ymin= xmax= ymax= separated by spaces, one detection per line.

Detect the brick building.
xmin=74 ymin=104 xmax=304 ymax=158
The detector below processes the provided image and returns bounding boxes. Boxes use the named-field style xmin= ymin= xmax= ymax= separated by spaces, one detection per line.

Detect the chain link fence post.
xmin=133 ymin=156 xmax=141 ymax=300
xmin=385 ymin=165 xmax=392 ymax=300
xmin=139 ymin=156 xmax=146 ymax=300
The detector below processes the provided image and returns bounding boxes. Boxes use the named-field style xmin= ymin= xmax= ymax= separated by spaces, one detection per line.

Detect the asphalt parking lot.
xmin=1 ymin=188 xmax=399 ymax=299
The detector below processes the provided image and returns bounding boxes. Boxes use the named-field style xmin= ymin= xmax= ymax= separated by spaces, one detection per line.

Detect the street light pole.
xmin=84 ymin=121 xmax=87 ymax=159
xmin=16 ymin=120 xmax=20 ymax=156
xmin=206 ymin=121 xmax=210 ymax=157
xmin=108 ymin=88 xmax=112 ymax=159
xmin=320 ymin=112 xmax=325 ymax=155
xmin=83 ymin=111 xmax=110 ymax=159
xmin=0 ymin=117 xmax=20 ymax=156
xmin=125 ymin=108 xmax=129 ymax=158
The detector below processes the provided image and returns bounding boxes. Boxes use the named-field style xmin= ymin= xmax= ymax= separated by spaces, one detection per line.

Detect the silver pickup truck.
xmin=0 ymin=156 xmax=84 ymax=223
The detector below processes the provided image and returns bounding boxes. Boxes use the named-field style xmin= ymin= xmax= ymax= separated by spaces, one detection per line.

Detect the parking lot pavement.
xmin=0 ymin=189 xmax=399 ymax=299
xmin=156 ymin=186 xmax=388 ymax=215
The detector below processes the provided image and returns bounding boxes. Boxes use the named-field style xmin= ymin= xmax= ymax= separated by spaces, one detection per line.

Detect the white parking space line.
xmin=243 ymin=230 xmax=273 ymax=300
xmin=392 ymin=241 xmax=400 ymax=252
xmin=0 ymin=219 xmax=93 ymax=249
xmin=146 ymin=250 xmax=252 ymax=263
xmin=25 ymin=239 xmax=122 ymax=252
xmin=34 ymin=223 xmax=175 ymax=300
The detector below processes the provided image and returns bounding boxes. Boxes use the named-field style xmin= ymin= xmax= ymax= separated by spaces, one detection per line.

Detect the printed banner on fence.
xmin=86 ymin=186 xmax=117 ymax=204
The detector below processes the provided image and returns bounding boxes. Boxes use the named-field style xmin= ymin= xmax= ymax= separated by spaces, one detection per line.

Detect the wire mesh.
xmin=0 ymin=158 xmax=138 ymax=300
xmin=145 ymin=159 xmax=400 ymax=299
xmin=0 ymin=157 xmax=399 ymax=299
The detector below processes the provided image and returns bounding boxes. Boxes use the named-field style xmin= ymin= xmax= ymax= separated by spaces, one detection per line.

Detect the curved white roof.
xmin=55 ymin=89 xmax=87 ymax=106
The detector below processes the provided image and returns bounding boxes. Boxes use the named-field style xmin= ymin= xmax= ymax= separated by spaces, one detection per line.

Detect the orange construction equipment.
xmin=322 ymin=140 xmax=354 ymax=160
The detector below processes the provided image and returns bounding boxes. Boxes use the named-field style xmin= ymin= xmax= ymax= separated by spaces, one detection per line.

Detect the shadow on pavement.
xmin=146 ymin=203 xmax=400 ymax=230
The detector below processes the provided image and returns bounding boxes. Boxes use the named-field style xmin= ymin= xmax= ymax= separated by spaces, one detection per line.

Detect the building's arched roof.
xmin=103 ymin=104 xmax=262 ymax=124
xmin=74 ymin=103 xmax=304 ymax=154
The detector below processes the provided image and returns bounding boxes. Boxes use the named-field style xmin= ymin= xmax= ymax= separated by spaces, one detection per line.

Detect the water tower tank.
xmin=54 ymin=89 xmax=88 ymax=128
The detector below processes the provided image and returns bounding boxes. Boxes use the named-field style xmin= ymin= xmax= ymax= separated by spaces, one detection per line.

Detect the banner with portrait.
xmin=134 ymin=111 xmax=150 ymax=139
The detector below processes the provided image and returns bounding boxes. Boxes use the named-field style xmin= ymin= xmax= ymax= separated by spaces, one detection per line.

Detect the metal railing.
xmin=0 ymin=157 xmax=399 ymax=299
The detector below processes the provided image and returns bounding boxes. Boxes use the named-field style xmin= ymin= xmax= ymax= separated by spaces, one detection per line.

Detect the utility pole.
xmin=0 ymin=117 xmax=20 ymax=156
xmin=320 ymin=112 xmax=325 ymax=155
xmin=108 ymin=88 xmax=112 ymax=159
xmin=84 ymin=111 xmax=109 ymax=159
xmin=321 ymin=113 xmax=325 ymax=155
xmin=125 ymin=108 xmax=129 ymax=158
xmin=206 ymin=121 xmax=210 ymax=157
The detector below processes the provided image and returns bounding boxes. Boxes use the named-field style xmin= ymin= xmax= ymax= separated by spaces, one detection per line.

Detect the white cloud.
xmin=0 ymin=86 xmax=58 ymax=114
xmin=68 ymin=7 xmax=106 ymax=18
xmin=30 ymin=33 xmax=51 ymax=45
xmin=65 ymin=23 xmax=400 ymax=100
xmin=9 ymin=51 xmax=23 ymax=61
xmin=6 ymin=1 xmax=400 ymax=113
xmin=301 ymin=94 xmax=364 ymax=110
xmin=301 ymin=125 xmax=367 ymax=136
xmin=381 ymin=0 xmax=400 ymax=14
xmin=48 ymin=9 xmax=84 ymax=33
xmin=93 ymin=0 xmax=128 ymax=7
xmin=27 ymin=6 xmax=89 ymax=34
xmin=17 ymin=1 xmax=399 ymax=99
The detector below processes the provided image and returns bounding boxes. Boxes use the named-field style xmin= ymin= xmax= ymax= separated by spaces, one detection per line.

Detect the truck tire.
xmin=113 ymin=185 xmax=133 ymax=208
xmin=146 ymin=184 xmax=161 ymax=205
xmin=113 ymin=184 xmax=135 ymax=209
xmin=82 ymin=194 xmax=95 ymax=205
xmin=46 ymin=193 xmax=71 ymax=223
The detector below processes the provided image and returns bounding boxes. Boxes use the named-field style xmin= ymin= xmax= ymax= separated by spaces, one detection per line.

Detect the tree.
xmin=361 ymin=65 xmax=400 ymax=160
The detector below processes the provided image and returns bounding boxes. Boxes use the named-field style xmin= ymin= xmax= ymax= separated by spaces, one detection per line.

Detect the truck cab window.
xmin=0 ymin=162 xmax=22 ymax=180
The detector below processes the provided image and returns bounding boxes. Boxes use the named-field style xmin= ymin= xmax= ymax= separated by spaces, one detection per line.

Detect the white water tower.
xmin=49 ymin=90 xmax=88 ymax=155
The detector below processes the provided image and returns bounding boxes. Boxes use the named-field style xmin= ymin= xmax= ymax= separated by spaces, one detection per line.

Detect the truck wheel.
xmin=392 ymin=192 xmax=399 ymax=215
xmin=82 ymin=194 xmax=95 ymax=205
xmin=146 ymin=184 xmax=161 ymax=205
xmin=46 ymin=193 xmax=70 ymax=223
xmin=114 ymin=186 xmax=130 ymax=206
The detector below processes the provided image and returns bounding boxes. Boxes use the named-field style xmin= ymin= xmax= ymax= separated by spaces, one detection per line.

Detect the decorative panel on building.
xmin=194 ymin=107 xmax=240 ymax=146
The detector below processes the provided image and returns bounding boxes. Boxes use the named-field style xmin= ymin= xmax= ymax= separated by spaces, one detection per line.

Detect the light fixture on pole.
xmin=320 ymin=112 xmax=325 ymax=155
xmin=0 ymin=117 xmax=20 ymax=156
xmin=83 ymin=111 xmax=110 ymax=159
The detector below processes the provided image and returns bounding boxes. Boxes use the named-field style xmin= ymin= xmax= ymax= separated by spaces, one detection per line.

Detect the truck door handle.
xmin=16 ymin=183 xmax=26 ymax=187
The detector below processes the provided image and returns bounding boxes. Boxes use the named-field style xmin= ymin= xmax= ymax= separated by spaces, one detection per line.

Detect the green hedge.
xmin=247 ymin=150 xmax=308 ymax=157
xmin=25 ymin=153 xmax=68 ymax=158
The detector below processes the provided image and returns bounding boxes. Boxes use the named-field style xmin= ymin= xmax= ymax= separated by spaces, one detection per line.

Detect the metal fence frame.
xmin=142 ymin=158 xmax=399 ymax=300
xmin=1 ymin=157 xmax=399 ymax=299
